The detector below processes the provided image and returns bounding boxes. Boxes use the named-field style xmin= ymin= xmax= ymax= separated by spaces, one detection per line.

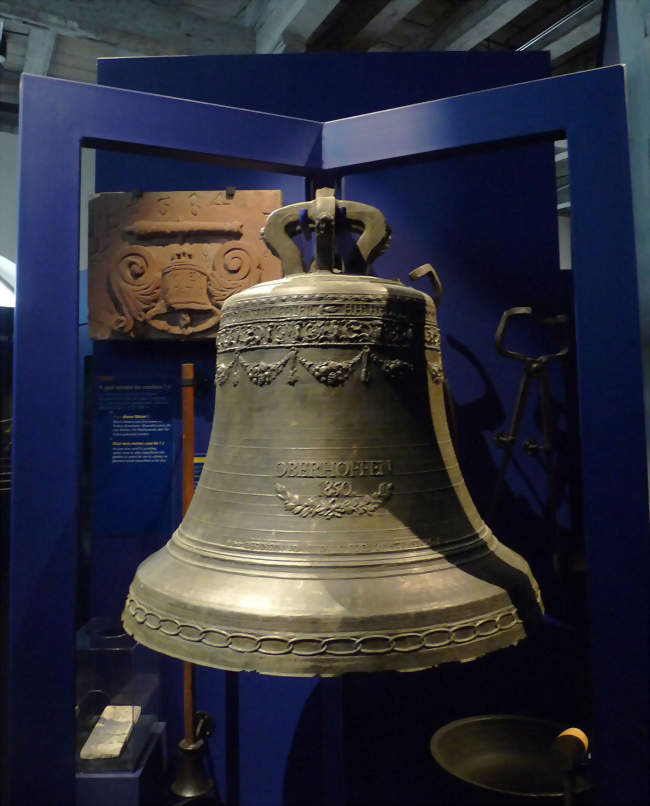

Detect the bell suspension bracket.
xmin=261 ymin=187 xmax=391 ymax=275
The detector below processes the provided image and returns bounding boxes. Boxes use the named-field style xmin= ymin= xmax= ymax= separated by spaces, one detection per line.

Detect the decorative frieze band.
xmin=218 ymin=293 xmax=440 ymax=352
xmin=124 ymin=595 xmax=521 ymax=658
xmin=215 ymin=346 xmax=417 ymax=387
xmin=217 ymin=316 xmax=440 ymax=352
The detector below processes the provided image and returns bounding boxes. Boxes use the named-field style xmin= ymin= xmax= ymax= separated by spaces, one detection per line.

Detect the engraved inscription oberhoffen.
xmin=276 ymin=459 xmax=393 ymax=478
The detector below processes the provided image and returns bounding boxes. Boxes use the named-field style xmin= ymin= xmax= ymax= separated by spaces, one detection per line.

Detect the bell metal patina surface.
xmin=123 ymin=189 xmax=543 ymax=676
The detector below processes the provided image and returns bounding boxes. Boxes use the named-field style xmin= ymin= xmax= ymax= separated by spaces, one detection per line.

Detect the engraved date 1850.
xmin=319 ymin=480 xmax=352 ymax=496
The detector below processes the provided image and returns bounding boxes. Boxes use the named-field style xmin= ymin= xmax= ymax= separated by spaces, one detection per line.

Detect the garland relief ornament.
xmin=123 ymin=188 xmax=543 ymax=676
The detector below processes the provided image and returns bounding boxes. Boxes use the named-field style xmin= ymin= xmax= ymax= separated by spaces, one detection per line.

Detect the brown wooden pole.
xmin=181 ymin=363 xmax=196 ymax=746
xmin=181 ymin=363 xmax=195 ymax=515
xmin=183 ymin=660 xmax=196 ymax=746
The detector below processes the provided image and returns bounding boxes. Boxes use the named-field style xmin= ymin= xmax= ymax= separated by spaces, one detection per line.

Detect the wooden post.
xmin=181 ymin=363 xmax=196 ymax=746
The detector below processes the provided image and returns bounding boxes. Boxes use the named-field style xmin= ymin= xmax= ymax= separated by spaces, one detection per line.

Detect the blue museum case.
xmin=8 ymin=52 xmax=648 ymax=806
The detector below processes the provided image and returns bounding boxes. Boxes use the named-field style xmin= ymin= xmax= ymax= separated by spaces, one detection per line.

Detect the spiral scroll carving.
xmin=110 ymin=247 xmax=160 ymax=334
xmin=209 ymin=240 xmax=261 ymax=303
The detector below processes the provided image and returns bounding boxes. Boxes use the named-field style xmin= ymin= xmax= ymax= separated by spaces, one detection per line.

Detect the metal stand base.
xmin=171 ymin=738 xmax=213 ymax=800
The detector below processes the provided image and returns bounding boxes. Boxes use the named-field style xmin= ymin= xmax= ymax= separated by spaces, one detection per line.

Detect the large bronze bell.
xmin=123 ymin=189 xmax=543 ymax=676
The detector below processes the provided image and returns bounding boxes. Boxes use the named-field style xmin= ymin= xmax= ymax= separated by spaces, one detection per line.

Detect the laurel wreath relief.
xmin=275 ymin=481 xmax=393 ymax=519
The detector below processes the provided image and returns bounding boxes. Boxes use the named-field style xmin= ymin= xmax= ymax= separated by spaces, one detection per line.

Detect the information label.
xmin=96 ymin=381 xmax=173 ymax=466
xmin=93 ymin=378 xmax=177 ymax=543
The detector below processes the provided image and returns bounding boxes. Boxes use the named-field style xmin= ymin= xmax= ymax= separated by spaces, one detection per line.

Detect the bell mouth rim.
xmin=123 ymin=602 xmax=529 ymax=678
xmin=122 ymin=546 xmax=543 ymax=676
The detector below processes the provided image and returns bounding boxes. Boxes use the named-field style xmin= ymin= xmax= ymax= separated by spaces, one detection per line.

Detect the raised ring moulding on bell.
xmin=88 ymin=189 xmax=282 ymax=340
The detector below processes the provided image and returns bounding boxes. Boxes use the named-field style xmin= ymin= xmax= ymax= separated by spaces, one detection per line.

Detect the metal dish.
xmin=431 ymin=715 xmax=590 ymax=798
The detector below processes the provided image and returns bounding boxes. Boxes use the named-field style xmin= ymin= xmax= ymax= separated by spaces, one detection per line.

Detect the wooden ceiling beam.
xmin=0 ymin=0 xmax=255 ymax=55
xmin=22 ymin=27 xmax=56 ymax=75
xmin=417 ymin=0 xmax=539 ymax=51
xmin=255 ymin=0 xmax=344 ymax=53
xmin=347 ymin=0 xmax=422 ymax=50
xmin=0 ymin=68 xmax=19 ymax=106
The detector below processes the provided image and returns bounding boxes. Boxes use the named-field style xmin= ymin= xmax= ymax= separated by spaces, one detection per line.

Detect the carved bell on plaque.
xmin=160 ymin=251 xmax=217 ymax=313
xmin=123 ymin=189 xmax=543 ymax=676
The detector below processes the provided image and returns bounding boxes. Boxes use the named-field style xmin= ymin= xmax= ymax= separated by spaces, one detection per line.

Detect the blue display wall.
xmin=10 ymin=53 xmax=647 ymax=806
xmin=94 ymin=51 xmax=566 ymax=806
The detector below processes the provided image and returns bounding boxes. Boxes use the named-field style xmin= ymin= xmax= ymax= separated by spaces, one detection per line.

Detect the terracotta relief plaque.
xmin=88 ymin=189 xmax=283 ymax=339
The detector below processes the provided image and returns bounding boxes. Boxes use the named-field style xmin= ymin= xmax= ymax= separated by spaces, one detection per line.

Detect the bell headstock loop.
xmin=261 ymin=187 xmax=391 ymax=277
xmin=409 ymin=263 xmax=443 ymax=307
